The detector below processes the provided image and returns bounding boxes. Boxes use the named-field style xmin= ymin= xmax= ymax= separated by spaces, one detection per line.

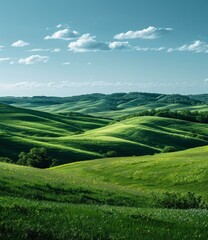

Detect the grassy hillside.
xmin=48 ymin=115 xmax=208 ymax=163
xmin=1 ymin=146 xmax=208 ymax=239
xmin=0 ymin=103 xmax=110 ymax=161
xmin=1 ymin=102 xmax=208 ymax=164
xmin=53 ymin=145 xmax=208 ymax=198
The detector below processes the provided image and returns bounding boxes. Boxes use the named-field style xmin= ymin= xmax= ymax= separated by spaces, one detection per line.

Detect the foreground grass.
xmin=1 ymin=197 xmax=208 ymax=240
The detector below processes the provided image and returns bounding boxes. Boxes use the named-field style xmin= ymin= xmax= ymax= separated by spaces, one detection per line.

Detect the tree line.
xmin=119 ymin=109 xmax=208 ymax=123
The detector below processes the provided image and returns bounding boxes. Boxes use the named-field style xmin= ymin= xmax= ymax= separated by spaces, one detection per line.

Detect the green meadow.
xmin=1 ymin=93 xmax=208 ymax=239
xmin=1 ymin=146 xmax=208 ymax=239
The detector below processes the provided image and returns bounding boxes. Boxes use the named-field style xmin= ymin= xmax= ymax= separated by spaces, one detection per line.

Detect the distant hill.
xmin=1 ymin=92 xmax=208 ymax=118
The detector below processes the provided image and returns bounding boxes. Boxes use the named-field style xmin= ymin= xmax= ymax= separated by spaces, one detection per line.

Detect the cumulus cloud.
xmin=109 ymin=41 xmax=130 ymax=50
xmin=68 ymin=34 xmax=166 ymax=52
xmin=114 ymin=26 xmax=172 ymax=40
xmin=68 ymin=34 xmax=131 ymax=52
xmin=177 ymin=40 xmax=208 ymax=53
xmin=11 ymin=40 xmax=29 ymax=47
xmin=68 ymin=34 xmax=109 ymax=52
xmin=168 ymin=40 xmax=208 ymax=53
xmin=18 ymin=55 xmax=49 ymax=65
xmin=45 ymin=28 xmax=79 ymax=40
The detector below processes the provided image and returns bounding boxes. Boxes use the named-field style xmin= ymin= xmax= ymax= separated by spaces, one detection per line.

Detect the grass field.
xmin=1 ymin=146 xmax=208 ymax=239
xmin=1 ymin=102 xmax=208 ymax=164
xmin=1 ymin=98 xmax=208 ymax=239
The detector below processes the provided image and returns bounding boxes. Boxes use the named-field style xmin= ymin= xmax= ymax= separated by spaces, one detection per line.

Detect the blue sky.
xmin=0 ymin=0 xmax=208 ymax=96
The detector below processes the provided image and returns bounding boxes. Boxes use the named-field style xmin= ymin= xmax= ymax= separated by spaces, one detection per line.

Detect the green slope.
xmin=1 ymin=145 xmax=208 ymax=207
xmin=47 ymin=116 xmax=208 ymax=163
xmin=52 ymin=145 xmax=208 ymax=198
xmin=1 ymin=102 xmax=208 ymax=164
xmin=0 ymin=103 xmax=110 ymax=161
xmin=1 ymin=147 xmax=208 ymax=239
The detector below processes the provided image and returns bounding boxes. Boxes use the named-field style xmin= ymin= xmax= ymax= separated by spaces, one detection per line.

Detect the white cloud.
xmin=56 ymin=24 xmax=63 ymax=28
xmin=51 ymin=48 xmax=61 ymax=53
xmin=114 ymin=26 xmax=172 ymax=40
xmin=18 ymin=55 xmax=49 ymax=65
xmin=62 ymin=62 xmax=70 ymax=65
xmin=204 ymin=78 xmax=208 ymax=82
xmin=28 ymin=48 xmax=51 ymax=52
xmin=11 ymin=40 xmax=29 ymax=47
xmin=45 ymin=28 xmax=79 ymax=40
xmin=135 ymin=46 xmax=166 ymax=51
xmin=177 ymin=40 xmax=208 ymax=53
xmin=0 ymin=58 xmax=11 ymax=63
xmin=109 ymin=41 xmax=130 ymax=50
xmin=68 ymin=34 xmax=131 ymax=52
xmin=168 ymin=40 xmax=208 ymax=53
xmin=0 ymin=81 xmax=43 ymax=90
xmin=2 ymin=80 xmax=203 ymax=92
xmin=0 ymin=81 xmax=131 ymax=90
xmin=167 ymin=48 xmax=174 ymax=53
xmin=28 ymin=48 xmax=61 ymax=53
xmin=68 ymin=34 xmax=109 ymax=52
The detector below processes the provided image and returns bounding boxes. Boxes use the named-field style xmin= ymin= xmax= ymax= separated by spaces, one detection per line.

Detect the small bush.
xmin=153 ymin=191 xmax=207 ymax=209
xmin=105 ymin=151 xmax=117 ymax=157
xmin=163 ymin=146 xmax=176 ymax=153
xmin=0 ymin=157 xmax=13 ymax=163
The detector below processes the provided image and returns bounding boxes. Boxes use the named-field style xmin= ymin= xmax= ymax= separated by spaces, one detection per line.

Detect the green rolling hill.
xmin=1 ymin=146 xmax=208 ymax=239
xmin=1 ymin=145 xmax=208 ymax=207
xmin=52 ymin=145 xmax=208 ymax=199
xmin=1 ymin=93 xmax=208 ymax=239
xmin=1 ymin=102 xmax=208 ymax=165
xmin=0 ymin=103 xmax=110 ymax=162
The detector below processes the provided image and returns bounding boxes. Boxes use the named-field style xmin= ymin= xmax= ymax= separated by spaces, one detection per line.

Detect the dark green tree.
xmin=18 ymin=148 xmax=50 ymax=168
